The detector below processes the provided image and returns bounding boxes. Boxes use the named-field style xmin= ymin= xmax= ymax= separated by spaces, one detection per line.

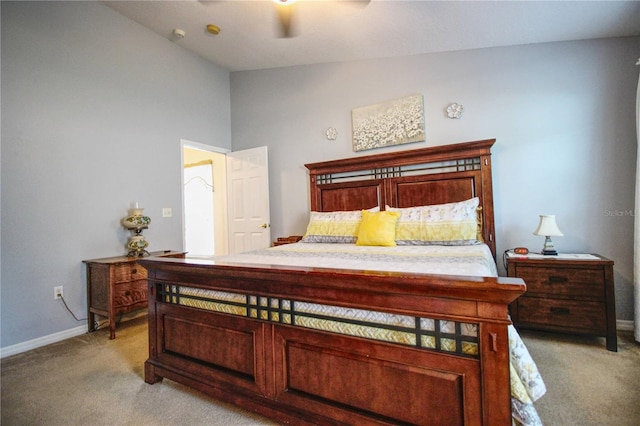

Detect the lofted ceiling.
xmin=103 ymin=0 xmax=640 ymax=72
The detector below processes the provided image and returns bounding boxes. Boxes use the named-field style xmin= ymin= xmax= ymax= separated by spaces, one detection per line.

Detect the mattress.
xmin=170 ymin=243 xmax=545 ymax=426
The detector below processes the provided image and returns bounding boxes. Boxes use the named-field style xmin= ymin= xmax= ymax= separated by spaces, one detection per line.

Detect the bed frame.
xmin=141 ymin=139 xmax=526 ymax=425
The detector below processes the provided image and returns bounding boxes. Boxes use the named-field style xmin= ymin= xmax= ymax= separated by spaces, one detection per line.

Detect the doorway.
xmin=184 ymin=160 xmax=214 ymax=255
xmin=182 ymin=141 xmax=229 ymax=256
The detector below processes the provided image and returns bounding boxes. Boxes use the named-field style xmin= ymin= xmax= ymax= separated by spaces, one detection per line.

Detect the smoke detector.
xmin=172 ymin=28 xmax=185 ymax=39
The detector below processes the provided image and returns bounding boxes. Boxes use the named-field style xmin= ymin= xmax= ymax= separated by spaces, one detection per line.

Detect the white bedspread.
xmin=217 ymin=242 xmax=546 ymax=426
xmin=222 ymin=242 xmax=498 ymax=277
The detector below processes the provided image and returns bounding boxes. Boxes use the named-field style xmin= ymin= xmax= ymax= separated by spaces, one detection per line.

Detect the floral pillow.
xmin=387 ymin=197 xmax=480 ymax=246
xmin=301 ymin=207 xmax=379 ymax=243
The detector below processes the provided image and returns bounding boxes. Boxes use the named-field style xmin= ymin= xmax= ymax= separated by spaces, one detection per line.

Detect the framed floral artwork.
xmin=351 ymin=94 xmax=425 ymax=152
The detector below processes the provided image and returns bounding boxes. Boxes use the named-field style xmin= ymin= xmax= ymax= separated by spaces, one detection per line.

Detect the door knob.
xmin=261 ymin=223 xmax=268 ymax=228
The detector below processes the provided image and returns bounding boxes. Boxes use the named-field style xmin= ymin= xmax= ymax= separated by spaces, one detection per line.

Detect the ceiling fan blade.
xmin=341 ymin=0 xmax=371 ymax=7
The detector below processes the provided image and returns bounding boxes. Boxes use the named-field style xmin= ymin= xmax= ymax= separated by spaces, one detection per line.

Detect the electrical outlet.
xmin=54 ymin=286 xmax=63 ymax=300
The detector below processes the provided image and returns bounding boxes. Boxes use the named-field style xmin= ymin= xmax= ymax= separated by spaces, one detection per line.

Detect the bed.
xmin=141 ymin=139 xmax=545 ymax=425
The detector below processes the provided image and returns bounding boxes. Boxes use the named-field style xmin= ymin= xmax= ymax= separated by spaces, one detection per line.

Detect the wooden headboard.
xmin=305 ymin=139 xmax=496 ymax=258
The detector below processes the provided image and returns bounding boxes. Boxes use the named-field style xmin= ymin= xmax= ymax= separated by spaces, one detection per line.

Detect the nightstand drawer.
xmin=113 ymin=263 xmax=147 ymax=283
xmin=113 ymin=280 xmax=148 ymax=308
xmin=514 ymin=266 xmax=604 ymax=299
xmin=516 ymin=297 xmax=607 ymax=332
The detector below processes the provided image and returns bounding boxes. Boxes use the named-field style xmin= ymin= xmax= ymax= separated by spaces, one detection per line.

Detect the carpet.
xmin=2 ymin=316 xmax=639 ymax=425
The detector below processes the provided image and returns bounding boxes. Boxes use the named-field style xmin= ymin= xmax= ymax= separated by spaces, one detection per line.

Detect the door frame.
xmin=180 ymin=139 xmax=230 ymax=255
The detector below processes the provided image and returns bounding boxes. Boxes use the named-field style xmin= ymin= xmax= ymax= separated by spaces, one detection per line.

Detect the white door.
xmin=226 ymin=146 xmax=271 ymax=254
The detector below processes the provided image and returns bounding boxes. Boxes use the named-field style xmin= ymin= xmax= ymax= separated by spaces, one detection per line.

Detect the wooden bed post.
xmin=144 ymin=272 xmax=162 ymax=385
xmin=479 ymin=149 xmax=496 ymax=258
xmin=478 ymin=310 xmax=513 ymax=424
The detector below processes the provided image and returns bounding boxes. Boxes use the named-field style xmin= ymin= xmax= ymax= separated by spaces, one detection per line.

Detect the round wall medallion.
xmin=446 ymin=103 xmax=464 ymax=119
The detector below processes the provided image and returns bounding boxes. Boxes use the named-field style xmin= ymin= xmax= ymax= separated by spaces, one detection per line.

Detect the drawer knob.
xmin=132 ymin=268 xmax=137 ymax=274
xmin=546 ymin=276 xmax=568 ymax=284
xmin=125 ymin=291 xmax=131 ymax=296
xmin=550 ymin=307 xmax=570 ymax=315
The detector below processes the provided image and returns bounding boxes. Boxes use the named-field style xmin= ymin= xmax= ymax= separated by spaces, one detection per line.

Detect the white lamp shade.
xmin=533 ymin=215 xmax=563 ymax=237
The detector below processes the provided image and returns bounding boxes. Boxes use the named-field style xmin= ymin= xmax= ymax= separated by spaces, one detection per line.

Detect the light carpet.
xmin=2 ymin=316 xmax=639 ymax=425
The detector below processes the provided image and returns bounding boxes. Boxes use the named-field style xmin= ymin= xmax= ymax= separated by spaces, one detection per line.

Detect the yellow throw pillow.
xmin=356 ymin=210 xmax=400 ymax=247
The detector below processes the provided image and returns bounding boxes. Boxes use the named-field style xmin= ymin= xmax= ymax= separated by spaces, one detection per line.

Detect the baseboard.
xmin=617 ymin=319 xmax=634 ymax=331
xmin=1 ymin=311 xmax=149 ymax=359
xmin=1 ymin=325 xmax=87 ymax=359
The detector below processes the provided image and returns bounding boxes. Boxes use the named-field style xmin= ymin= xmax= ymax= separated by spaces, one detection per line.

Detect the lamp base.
xmin=540 ymin=236 xmax=558 ymax=255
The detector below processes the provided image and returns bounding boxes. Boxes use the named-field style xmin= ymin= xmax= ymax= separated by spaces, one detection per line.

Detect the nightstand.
xmin=83 ymin=250 xmax=185 ymax=339
xmin=273 ymin=235 xmax=303 ymax=246
xmin=506 ymin=252 xmax=617 ymax=351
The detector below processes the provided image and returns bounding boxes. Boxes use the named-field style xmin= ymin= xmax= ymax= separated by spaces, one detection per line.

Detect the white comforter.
xmin=222 ymin=242 xmax=498 ymax=276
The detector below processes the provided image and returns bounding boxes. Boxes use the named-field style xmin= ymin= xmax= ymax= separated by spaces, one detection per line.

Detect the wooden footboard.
xmin=141 ymin=257 xmax=525 ymax=426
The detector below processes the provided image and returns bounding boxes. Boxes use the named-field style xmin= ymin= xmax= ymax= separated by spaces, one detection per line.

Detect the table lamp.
xmin=533 ymin=214 xmax=563 ymax=255
xmin=122 ymin=203 xmax=151 ymax=257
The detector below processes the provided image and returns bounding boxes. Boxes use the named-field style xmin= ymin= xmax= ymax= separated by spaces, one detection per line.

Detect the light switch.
xmin=162 ymin=207 xmax=172 ymax=218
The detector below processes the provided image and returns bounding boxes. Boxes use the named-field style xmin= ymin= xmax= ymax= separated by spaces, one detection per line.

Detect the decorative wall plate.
xmin=446 ymin=103 xmax=464 ymax=119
